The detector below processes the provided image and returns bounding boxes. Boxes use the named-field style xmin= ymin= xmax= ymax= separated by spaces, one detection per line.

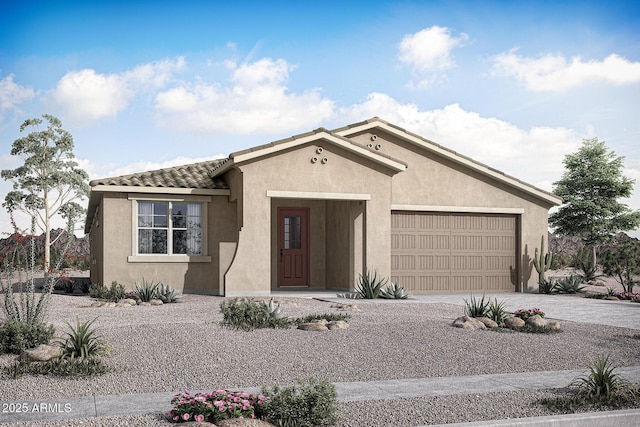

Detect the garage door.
xmin=391 ymin=212 xmax=517 ymax=293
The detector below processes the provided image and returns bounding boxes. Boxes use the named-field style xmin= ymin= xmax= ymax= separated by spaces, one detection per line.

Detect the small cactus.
xmin=533 ymin=235 xmax=553 ymax=285
xmin=263 ymin=298 xmax=282 ymax=318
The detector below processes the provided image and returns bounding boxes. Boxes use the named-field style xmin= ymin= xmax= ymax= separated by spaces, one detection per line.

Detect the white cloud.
xmin=154 ymin=58 xmax=335 ymax=134
xmin=0 ymin=74 xmax=36 ymax=120
xmin=398 ymin=26 xmax=468 ymax=89
xmin=49 ymin=58 xmax=185 ymax=123
xmin=341 ymin=92 xmax=581 ymax=188
xmin=492 ymin=51 xmax=640 ymax=91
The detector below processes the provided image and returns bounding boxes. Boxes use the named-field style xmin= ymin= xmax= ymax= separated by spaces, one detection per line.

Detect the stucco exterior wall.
xmin=223 ymin=141 xmax=396 ymax=296
xmin=96 ymin=192 xmax=237 ymax=294
xmin=348 ymin=130 xmax=555 ymax=291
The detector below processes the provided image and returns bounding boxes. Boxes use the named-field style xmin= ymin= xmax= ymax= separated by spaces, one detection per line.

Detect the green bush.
xmin=487 ymin=298 xmax=507 ymax=324
xmin=5 ymin=357 xmax=109 ymax=378
xmin=378 ymin=282 xmax=410 ymax=299
xmin=295 ymin=313 xmax=351 ymax=324
xmin=0 ymin=321 xmax=55 ymax=354
xmin=569 ymin=354 xmax=637 ymax=401
xmin=157 ymin=282 xmax=182 ymax=303
xmin=554 ymin=275 xmax=586 ymax=293
xmin=463 ymin=294 xmax=490 ymax=318
xmin=58 ymin=317 xmax=110 ymax=360
xmin=261 ymin=378 xmax=338 ymax=427
xmin=89 ymin=281 xmax=125 ymax=302
xmin=134 ymin=278 xmax=160 ymax=302
xmin=355 ymin=270 xmax=388 ymax=299
xmin=220 ymin=298 xmax=291 ymax=331
xmin=538 ymin=278 xmax=555 ymax=294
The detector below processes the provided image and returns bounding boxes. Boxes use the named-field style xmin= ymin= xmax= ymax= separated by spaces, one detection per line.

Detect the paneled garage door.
xmin=391 ymin=212 xmax=517 ymax=293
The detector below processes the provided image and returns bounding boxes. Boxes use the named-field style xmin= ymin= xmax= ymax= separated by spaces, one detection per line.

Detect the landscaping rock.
xmin=217 ymin=419 xmax=276 ymax=427
xmin=103 ymin=302 xmax=116 ymax=308
xmin=139 ymin=302 xmax=151 ymax=306
xmin=331 ymin=303 xmax=360 ymax=311
xmin=504 ymin=316 xmax=525 ymax=329
xmin=119 ymin=298 xmax=138 ymax=306
xmin=605 ymin=296 xmax=620 ymax=301
xmin=20 ymin=344 xmax=63 ymax=362
xmin=327 ymin=320 xmax=350 ymax=330
xmin=526 ymin=315 xmax=547 ymax=328
xmin=547 ymin=320 xmax=561 ymax=330
xmin=181 ymin=422 xmax=215 ymax=427
xmin=452 ymin=315 xmax=486 ymax=330
xmin=297 ymin=322 xmax=329 ymax=331
xmin=476 ymin=317 xmax=499 ymax=329
xmin=149 ymin=299 xmax=164 ymax=306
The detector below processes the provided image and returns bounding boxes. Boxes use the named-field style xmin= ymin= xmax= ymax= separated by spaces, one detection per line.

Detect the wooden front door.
xmin=277 ymin=207 xmax=310 ymax=287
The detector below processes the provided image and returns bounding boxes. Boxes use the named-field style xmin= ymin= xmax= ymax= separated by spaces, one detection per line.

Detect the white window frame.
xmin=128 ymin=194 xmax=211 ymax=263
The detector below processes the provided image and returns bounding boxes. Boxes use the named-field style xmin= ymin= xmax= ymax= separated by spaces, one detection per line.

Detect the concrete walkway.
xmin=1 ymin=293 xmax=639 ymax=425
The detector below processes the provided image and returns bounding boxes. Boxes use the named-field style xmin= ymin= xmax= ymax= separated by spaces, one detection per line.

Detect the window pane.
xmin=152 ymin=230 xmax=167 ymax=254
xmin=173 ymin=230 xmax=187 ymax=254
xmin=138 ymin=229 xmax=152 ymax=254
xmin=172 ymin=203 xmax=187 ymax=228
xmin=154 ymin=203 xmax=168 ymax=216
xmin=187 ymin=228 xmax=202 ymax=255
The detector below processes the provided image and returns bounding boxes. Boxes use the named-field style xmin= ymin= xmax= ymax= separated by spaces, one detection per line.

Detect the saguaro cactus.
xmin=533 ymin=235 xmax=553 ymax=284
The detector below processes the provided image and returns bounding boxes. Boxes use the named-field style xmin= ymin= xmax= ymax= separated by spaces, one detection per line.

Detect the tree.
xmin=601 ymin=240 xmax=640 ymax=293
xmin=1 ymin=114 xmax=89 ymax=272
xmin=549 ymin=138 xmax=640 ymax=267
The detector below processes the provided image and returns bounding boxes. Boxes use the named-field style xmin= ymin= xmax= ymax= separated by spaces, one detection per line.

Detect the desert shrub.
xmin=261 ymin=378 xmax=338 ymax=427
xmin=89 ymin=281 xmax=125 ymax=302
xmin=0 ymin=321 xmax=55 ymax=354
xmin=463 ymin=294 xmax=490 ymax=318
xmin=378 ymin=282 xmax=410 ymax=299
xmin=538 ymin=278 xmax=555 ymax=294
xmin=157 ymin=282 xmax=182 ymax=303
xmin=601 ymin=240 xmax=640 ymax=293
xmin=134 ymin=278 xmax=160 ymax=302
xmin=487 ymin=298 xmax=507 ymax=324
xmin=354 ymin=270 xmax=387 ymax=299
xmin=219 ymin=298 xmax=291 ymax=331
xmin=295 ymin=313 xmax=351 ymax=324
xmin=168 ymin=390 xmax=267 ymax=423
xmin=58 ymin=317 xmax=110 ymax=360
xmin=554 ymin=275 xmax=586 ymax=293
xmin=570 ymin=354 xmax=637 ymax=401
xmin=5 ymin=357 xmax=109 ymax=378
xmin=574 ymin=249 xmax=599 ymax=282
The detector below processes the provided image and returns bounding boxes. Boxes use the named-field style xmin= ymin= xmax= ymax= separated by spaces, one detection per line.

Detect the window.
xmin=137 ymin=201 xmax=203 ymax=255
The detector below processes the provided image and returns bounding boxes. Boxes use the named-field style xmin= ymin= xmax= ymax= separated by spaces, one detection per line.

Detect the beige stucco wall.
xmin=223 ymin=141 xmax=396 ymax=296
xmin=348 ymin=130 xmax=556 ymax=291
xmin=94 ymin=192 xmax=237 ymax=294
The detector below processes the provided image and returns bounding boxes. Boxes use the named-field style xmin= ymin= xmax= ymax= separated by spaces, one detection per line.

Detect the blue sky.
xmin=1 ymin=0 xmax=640 ymax=237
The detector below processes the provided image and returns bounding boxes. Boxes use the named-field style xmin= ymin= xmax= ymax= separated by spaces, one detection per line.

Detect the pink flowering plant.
xmin=168 ymin=389 xmax=267 ymax=423
xmin=616 ymin=292 xmax=640 ymax=302
xmin=514 ymin=308 xmax=545 ymax=320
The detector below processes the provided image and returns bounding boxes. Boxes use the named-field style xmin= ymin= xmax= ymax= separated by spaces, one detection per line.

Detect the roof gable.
xmin=210 ymin=128 xmax=407 ymax=177
xmin=334 ymin=117 xmax=562 ymax=206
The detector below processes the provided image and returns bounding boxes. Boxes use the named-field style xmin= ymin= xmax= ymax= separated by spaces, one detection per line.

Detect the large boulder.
xmin=476 ymin=317 xmax=499 ymax=329
xmin=20 ymin=344 xmax=63 ymax=362
xmin=526 ymin=315 xmax=547 ymax=328
xmin=327 ymin=320 xmax=349 ymax=330
xmin=504 ymin=316 xmax=525 ymax=329
xmin=452 ymin=315 xmax=486 ymax=330
xmin=297 ymin=322 xmax=329 ymax=331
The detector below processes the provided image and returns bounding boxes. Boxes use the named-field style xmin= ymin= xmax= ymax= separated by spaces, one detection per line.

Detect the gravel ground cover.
xmin=1 ymin=293 xmax=639 ymax=426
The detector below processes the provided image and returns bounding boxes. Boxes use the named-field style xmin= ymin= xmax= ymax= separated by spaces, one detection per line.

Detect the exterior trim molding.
xmin=267 ymin=190 xmax=371 ymax=201
xmin=391 ymin=204 xmax=525 ymax=214
xmin=92 ymin=185 xmax=229 ymax=196
xmin=127 ymin=255 xmax=212 ymax=263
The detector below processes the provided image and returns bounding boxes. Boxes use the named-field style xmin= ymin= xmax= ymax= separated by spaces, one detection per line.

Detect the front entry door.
xmin=277 ymin=207 xmax=310 ymax=287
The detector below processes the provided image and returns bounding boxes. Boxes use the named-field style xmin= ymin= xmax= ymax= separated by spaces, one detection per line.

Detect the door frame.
xmin=277 ymin=207 xmax=310 ymax=287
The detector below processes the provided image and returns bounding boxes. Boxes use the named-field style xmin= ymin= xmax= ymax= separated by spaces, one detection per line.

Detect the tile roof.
xmin=90 ymin=159 xmax=228 ymax=189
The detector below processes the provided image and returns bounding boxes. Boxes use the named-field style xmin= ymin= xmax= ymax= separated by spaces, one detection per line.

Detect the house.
xmin=85 ymin=117 xmax=561 ymax=296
